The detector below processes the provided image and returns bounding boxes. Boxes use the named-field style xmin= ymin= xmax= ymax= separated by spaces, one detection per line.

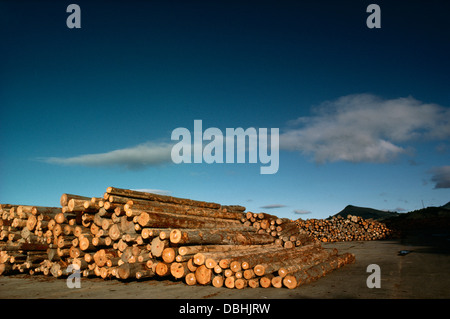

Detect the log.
xmin=277 ymin=248 xmax=336 ymax=278
xmin=187 ymin=259 xmax=198 ymax=272
xmin=222 ymin=205 xmax=246 ymax=212
xmin=150 ymin=237 xmax=168 ymax=258
xmin=162 ymin=247 xmax=176 ymax=263
xmin=169 ymin=229 xmax=274 ymax=245
xmin=212 ymin=275 xmax=224 ymax=288
xmin=118 ymin=262 xmax=149 ymax=280
xmin=170 ymin=262 xmax=189 ymax=279
xmin=213 ymin=264 xmax=222 ymax=274
xmin=243 ymin=269 xmax=255 ymax=280
xmin=137 ymin=211 xmax=247 ymax=230
xmin=123 ymin=198 xmax=245 ymax=220
xmin=0 ymin=242 xmax=49 ymax=251
xmin=271 ymin=276 xmax=283 ymax=288
xmin=224 ymin=276 xmax=235 ymax=288
xmin=106 ymin=187 xmax=221 ymax=209
xmin=68 ymin=199 xmax=92 ymax=212
xmin=60 ymin=194 xmax=91 ymax=207
xmin=205 ymin=258 xmax=217 ymax=269
xmin=177 ymin=244 xmax=273 ymax=256
xmin=54 ymin=212 xmax=77 ymax=224
xmin=235 ymin=278 xmax=248 ymax=289
xmin=185 ymin=272 xmax=197 ymax=286
xmin=195 ymin=265 xmax=212 ymax=285
xmin=260 ymin=273 xmax=274 ymax=288
xmin=254 ymin=250 xmax=322 ymax=277
xmin=282 ymin=253 xmax=355 ymax=289
xmin=79 ymin=236 xmax=95 ymax=251
xmin=155 ymin=262 xmax=170 ymax=277
xmin=141 ymin=228 xmax=173 ymax=239
xmin=233 ymin=242 xmax=320 ymax=276
xmin=248 ymin=278 xmax=260 ymax=288
xmin=136 ymin=269 xmax=155 ymax=280
xmin=108 ymin=216 xmax=136 ymax=241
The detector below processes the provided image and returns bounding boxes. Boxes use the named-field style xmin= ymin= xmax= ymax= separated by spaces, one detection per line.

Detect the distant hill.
xmin=329 ymin=202 xmax=450 ymax=232
xmin=331 ymin=205 xmax=400 ymax=221
xmin=442 ymin=201 xmax=450 ymax=210
xmin=383 ymin=204 xmax=450 ymax=232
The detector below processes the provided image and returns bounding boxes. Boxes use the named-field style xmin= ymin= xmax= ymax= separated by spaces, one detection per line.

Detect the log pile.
xmin=1 ymin=187 xmax=355 ymax=289
xmin=296 ymin=214 xmax=394 ymax=242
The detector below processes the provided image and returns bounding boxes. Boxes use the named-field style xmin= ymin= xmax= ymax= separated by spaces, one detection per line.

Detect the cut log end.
xmin=185 ymin=273 xmax=197 ymax=286
xmin=169 ymin=229 xmax=182 ymax=244
xmin=282 ymin=275 xmax=297 ymax=289
xmin=253 ymin=264 xmax=265 ymax=276
xmin=212 ymin=275 xmax=224 ymax=288
xmin=195 ymin=265 xmax=212 ymax=285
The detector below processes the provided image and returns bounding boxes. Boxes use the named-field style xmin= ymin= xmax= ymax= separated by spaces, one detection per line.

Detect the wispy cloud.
xmin=42 ymin=142 xmax=173 ymax=170
xmin=260 ymin=204 xmax=287 ymax=209
xmin=280 ymin=94 xmax=450 ymax=163
xmin=429 ymin=166 xmax=450 ymax=189
xmin=293 ymin=209 xmax=311 ymax=215
xmin=131 ymin=189 xmax=172 ymax=196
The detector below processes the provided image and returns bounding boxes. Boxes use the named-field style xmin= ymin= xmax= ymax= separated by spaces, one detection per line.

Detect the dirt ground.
xmin=1 ymin=234 xmax=449 ymax=299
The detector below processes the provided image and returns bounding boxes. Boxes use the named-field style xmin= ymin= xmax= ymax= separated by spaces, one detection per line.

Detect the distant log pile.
xmin=296 ymin=214 xmax=394 ymax=242
xmin=1 ymin=187 xmax=354 ymax=289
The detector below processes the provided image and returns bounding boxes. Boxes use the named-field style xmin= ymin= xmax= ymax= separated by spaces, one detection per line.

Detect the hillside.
xmin=383 ymin=204 xmax=450 ymax=233
xmin=330 ymin=202 xmax=450 ymax=233
xmin=442 ymin=201 xmax=450 ymax=210
xmin=331 ymin=205 xmax=399 ymax=221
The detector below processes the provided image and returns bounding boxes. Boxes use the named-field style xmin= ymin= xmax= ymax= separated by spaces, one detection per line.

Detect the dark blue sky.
xmin=1 ymin=1 xmax=449 ymax=218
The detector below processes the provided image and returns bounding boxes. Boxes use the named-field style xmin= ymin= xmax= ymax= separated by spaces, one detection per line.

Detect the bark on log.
xmin=169 ymin=229 xmax=274 ymax=245
xmin=150 ymin=237 xmax=168 ymax=258
xmin=118 ymin=262 xmax=149 ymax=280
xmin=282 ymin=253 xmax=355 ymax=289
xmin=60 ymin=194 xmax=91 ymax=207
xmin=137 ymin=211 xmax=247 ymax=230
xmin=106 ymin=187 xmax=221 ymax=209
xmin=177 ymin=244 xmax=274 ymax=256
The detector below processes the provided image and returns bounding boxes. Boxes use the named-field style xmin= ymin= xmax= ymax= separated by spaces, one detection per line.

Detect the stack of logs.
xmin=1 ymin=187 xmax=355 ymax=289
xmin=296 ymin=214 xmax=394 ymax=242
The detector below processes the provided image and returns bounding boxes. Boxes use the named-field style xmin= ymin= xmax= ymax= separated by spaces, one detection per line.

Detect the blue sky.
xmin=1 ymin=0 xmax=449 ymax=219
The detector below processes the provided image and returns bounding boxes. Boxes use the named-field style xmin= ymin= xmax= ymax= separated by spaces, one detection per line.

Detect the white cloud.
xmin=429 ymin=166 xmax=450 ymax=189
xmin=280 ymin=94 xmax=450 ymax=163
xmin=43 ymin=142 xmax=173 ymax=170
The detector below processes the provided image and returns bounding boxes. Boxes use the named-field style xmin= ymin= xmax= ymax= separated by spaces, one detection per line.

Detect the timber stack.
xmin=296 ymin=215 xmax=395 ymax=242
xmin=1 ymin=187 xmax=354 ymax=289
